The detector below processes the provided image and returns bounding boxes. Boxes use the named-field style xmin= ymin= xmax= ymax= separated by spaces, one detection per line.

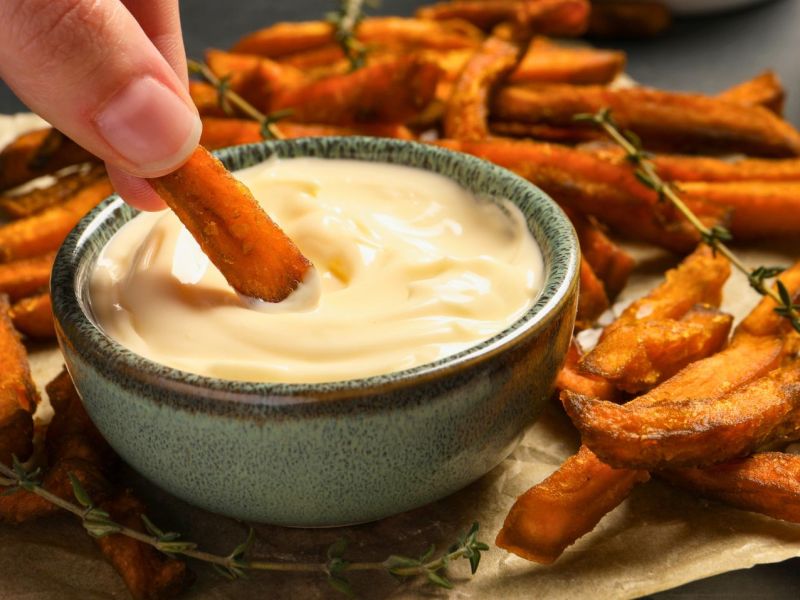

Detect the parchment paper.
xmin=1 ymin=114 xmax=799 ymax=599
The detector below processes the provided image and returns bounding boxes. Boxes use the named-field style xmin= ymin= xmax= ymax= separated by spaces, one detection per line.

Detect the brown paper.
xmin=1 ymin=115 xmax=798 ymax=599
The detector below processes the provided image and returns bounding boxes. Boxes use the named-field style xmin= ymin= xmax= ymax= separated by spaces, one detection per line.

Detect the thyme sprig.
xmin=326 ymin=0 xmax=375 ymax=71
xmin=575 ymin=108 xmax=800 ymax=333
xmin=187 ymin=59 xmax=289 ymax=140
xmin=0 ymin=459 xmax=488 ymax=596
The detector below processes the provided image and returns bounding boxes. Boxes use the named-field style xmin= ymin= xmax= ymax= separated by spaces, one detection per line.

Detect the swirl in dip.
xmin=90 ymin=158 xmax=544 ymax=383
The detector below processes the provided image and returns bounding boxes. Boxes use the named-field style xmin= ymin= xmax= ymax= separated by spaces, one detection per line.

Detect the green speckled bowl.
xmin=51 ymin=138 xmax=578 ymax=526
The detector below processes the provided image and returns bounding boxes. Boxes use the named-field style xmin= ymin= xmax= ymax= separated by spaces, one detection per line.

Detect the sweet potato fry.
xmin=189 ymin=81 xmax=228 ymax=118
xmin=232 ymin=17 xmax=483 ymax=57
xmin=436 ymin=138 xmax=710 ymax=252
xmin=206 ymin=49 xmax=306 ymax=112
xmin=199 ymin=117 xmax=413 ymax=150
xmin=496 ymin=445 xmax=649 ymax=563
xmin=587 ymin=0 xmax=672 ymax=38
xmin=10 ymin=292 xmax=54 ymax=340
xmin=0 ymin=295 xmax=38 ymax=465
xmin=0 ymin=176 xmax=113 ymax=263
xmin=738 ymin=261 xmax=800 ymax=338
xmin=501 ymin=316 xmax=788 ymax=563
xmin=680 ymin=181 xmax=800 ymax=241
xmin=0 ymin=165 xmax=106 ymax=220
xmin=555 ymin=339 xmax=620 ymax=401
xmin=0 ymin=129 xmax=97 ymax=192
xmin=647 ymin=153 xmax=800 ymax=183
xmin=567 ymin=209 xmax=634 ymax=299
xmin=270 ymin=55 xmax=441 ymax=124
xmin=567 ymin=360 xmax=800 ymax=470
xmin=443 ymin=36 xmax=521 ymax=140
xmin=508 ymin=36 xmax=626 ymax=84
xmin=489 ymin=121 xmax=604 ymax=143
xmin=662 ymin=453 xmax=800 ymax=524
xmin=492 ymin=84 xmax=800 ymax=156
xmin=150 ymin=146 xmax=312 ymax=302
xmin=599 ymin=245 xmax=730 ymax=339
xmin=581 ymin=305 xmax=733 ymax=393
xmin=577 ymin=257 xmax=610 ymax=328
xmin=95 ymin=490 xmax=194 ymax=600
xmin=718 ymin=70 xmax=785 ymax=115
xmin=418 ymin=0 xmax=590 ymax=36
xmin=0 ymin=253 xmax=54 ymax=301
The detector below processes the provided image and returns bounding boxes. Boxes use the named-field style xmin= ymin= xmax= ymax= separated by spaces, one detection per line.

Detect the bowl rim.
xmin=52 ymin=137 xmax=579 ymax=406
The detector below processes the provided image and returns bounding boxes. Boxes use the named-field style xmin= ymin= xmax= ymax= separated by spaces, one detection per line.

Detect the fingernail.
xmin=93 ymin=77 xmax=201 ymax=175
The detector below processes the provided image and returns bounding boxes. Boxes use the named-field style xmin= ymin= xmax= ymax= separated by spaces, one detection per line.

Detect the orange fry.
xmin=566 ymin=361 xmax=800 ymax=470
xmin=599 ymin=246 xmax=731 ymax=339
xmin=567 ymin=209 xmax=634 ymax=299
xmin=443 ymin=36 xmax=520 ymax=140
xmin=436 ymin=138 xmax=711 ymax=252
xmin=0 ymin=176 xmax=113 ymax=263
xmin=587 ymin=0 xmax=671 ymax=38
xmin=418 ymin=0 xmax=590 ymax=36
xmin=680 ymin=181 xmax=800 ymax=241
xmin=0 ymin=295 xmax=39 ymax=465
xmin=663 ymin=453 xmax=800 ymax=523
xmin=493 ymin=84 xmax=800 ymax=156
xmin=508 ymin=36 xmax=626 ymax=84
xmin=496 ymin=445 xmax=649 ymax=563
xmin=150 ymin=146 xmax=312 ymax=302
xmin=489 ymin=121 xmax=603 ymax=143
xmin=95 ymin=490 xmax=194 ymax=600
xmin=232 ymin=17 xmax=483 ymax=57
xmin=189 ymin=81 xmax=228 ymax=118
xmin=647 ymin=153 xmax=800 ymax=183
xmin=206 ymin=49 xmax=306 ymax=111
xmin=718 ymin=70 xmax=785 ymax=115
xmin=0 ymin=129 xmax=97 ymax=192
xmin=0 ymin=253 xmax=54 ymax=302
xmin=199 ymin=117 xmax=413 ymax=150
xmin=10 ymin=292 xmax=54 ymax=340
xmin=738 ymin=261 xmax=800 ymax=338
xmin=576 ymin=257 xmax=609 ymax=328
xmin=0 ymin=165 xmax=106 ymax=220
xmin=581 ymin=306 xmax=733 ymax=393
xmin=555 ymin=339 xmax=620 ymax=401
xmin=270 ymin=56 xmax=441 ymax=124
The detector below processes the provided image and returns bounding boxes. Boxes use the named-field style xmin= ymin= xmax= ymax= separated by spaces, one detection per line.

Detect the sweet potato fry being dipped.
xmin=0 ymin=295 xmax=39 ymax=465
xmin=436 ymin=138 xmax=716 ymax=252
xmin=662 ymin=452 xmax=800 ymax=524
xmin=492 ymin=84 xmax=800 ymax=156
xmin=199 ymin=117 xmax=414 ymax=150
xmin=269 ymin=55 xmax=441 ymax=125
xmin=0 ymin=164 xmax=106 ymax=220
xmin=443 ymin=35 xmax=521 ymax=140
xmin=581 ymin=306 xmax=733 ymax=394
xmin=417 ymin=0 xmax=591 ymax=36
xmin=680 ymin=181 xmax=800 ymax=241
xmin=0 ymin=128 xmax=97 ymax=192
xmin=508 ymin=36 xmax=626 ymax=85
xmin=718 ymin=70 xmax=785 ymax=115
xmin=10 ymin=292 xmax=54 ymax=340
xmin=555 ymin=339 xmax=620 ymax=401
xmin=0 ymin=176 xmax=113 ymax=263
xmin=149 ymin=146 xmax=312 ymax=303
xmin=0 ymin=252 xmax=54 ymax=301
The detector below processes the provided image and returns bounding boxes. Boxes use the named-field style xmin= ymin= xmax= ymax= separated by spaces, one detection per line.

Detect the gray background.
xmin=1 ymin=0 xmax=799 ymax=597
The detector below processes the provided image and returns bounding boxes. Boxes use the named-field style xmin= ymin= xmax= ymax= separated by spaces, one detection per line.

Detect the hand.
xmin=0 ymin=0 xmax=201 ymax=210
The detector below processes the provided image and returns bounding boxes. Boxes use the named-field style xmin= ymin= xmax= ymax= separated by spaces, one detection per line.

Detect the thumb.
xmin=0 ymin=0 xmax=201 ymax=179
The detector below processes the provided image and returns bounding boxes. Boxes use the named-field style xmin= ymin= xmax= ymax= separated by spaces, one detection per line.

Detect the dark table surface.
xmin=1 ymin=0 xmax=799 ymax=597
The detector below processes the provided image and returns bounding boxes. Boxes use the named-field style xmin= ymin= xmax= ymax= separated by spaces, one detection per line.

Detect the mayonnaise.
xmin=90 ymin=158 xmax=543 ymax=383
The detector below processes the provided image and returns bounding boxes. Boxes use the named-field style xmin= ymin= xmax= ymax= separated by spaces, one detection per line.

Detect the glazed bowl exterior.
xmin=51 ymin=138 xmax=579 ymax=526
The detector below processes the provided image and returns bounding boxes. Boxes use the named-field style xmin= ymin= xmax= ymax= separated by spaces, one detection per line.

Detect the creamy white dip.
xmin=90 ymin=158 xmax=543 ymax=383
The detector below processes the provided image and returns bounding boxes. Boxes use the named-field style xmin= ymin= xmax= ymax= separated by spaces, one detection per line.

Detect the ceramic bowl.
xmin=51 ymin=138 xmax=579 ymax=526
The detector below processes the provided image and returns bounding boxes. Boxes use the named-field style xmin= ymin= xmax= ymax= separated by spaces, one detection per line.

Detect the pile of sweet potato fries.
xmin=1 ymin=0 xmax=800 ymax=597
